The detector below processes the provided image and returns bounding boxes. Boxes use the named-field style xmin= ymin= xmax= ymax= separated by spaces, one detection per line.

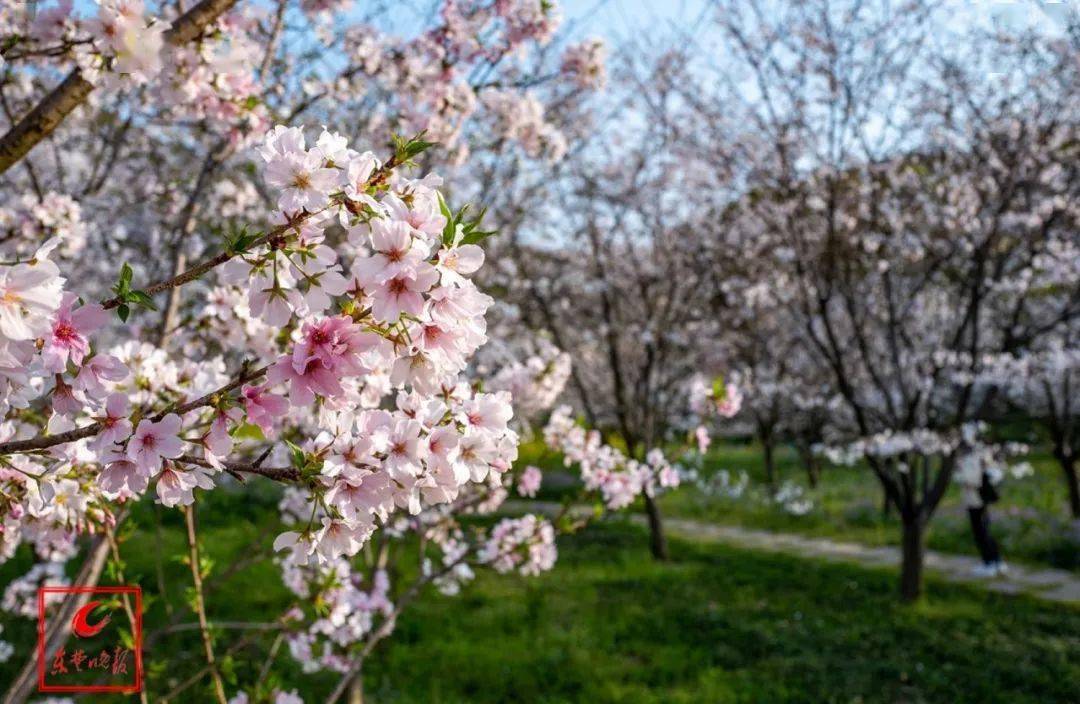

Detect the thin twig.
xmin=183 ymin=500 xmax=228 ymax=704
xmin=177 ymin=453 xmax=299 ymax=482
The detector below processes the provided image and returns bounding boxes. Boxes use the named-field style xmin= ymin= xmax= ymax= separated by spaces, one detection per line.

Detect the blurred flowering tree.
xmin=487 ymin=49 xmax=740 ymax=559
xmin=488 ymin=0 xmax=1079 ymax=602
xmin=684 ymin=0 xmax=1080 ymax=600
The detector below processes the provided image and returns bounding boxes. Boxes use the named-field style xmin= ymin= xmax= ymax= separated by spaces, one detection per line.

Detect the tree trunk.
xmin=881 ymin=485 xmax=893 ymax=518
xmin=796 ymin=441 xmax=819 ymax=488
xmin=1054 ymin=450 xmax=1080 ymax=519
xmin=760 ymin=434 xmax=777 ymax=487
xmin=899 ymin=516 xmax=925 ymax=603
xmin=643 ymin=493 xmax=670 ymax=561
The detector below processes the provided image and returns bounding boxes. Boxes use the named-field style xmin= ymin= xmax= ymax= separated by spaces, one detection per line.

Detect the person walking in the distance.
xmin=967 ymin=471 xmax=1007 ymax=577
xmin=956 ymin=440 xmax=1009 ymax=578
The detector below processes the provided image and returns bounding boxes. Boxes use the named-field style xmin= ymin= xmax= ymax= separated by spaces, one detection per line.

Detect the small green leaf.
xmin=438 ymin=198 xmax=497 ymax=247
xmin=231 ymin=422 xmax=266 ymax=441
xmin=117 ymin=304 xmax=130 ymax=323
xmin=712 ymin=376 xmax=726 ymax=400
xmin=284 ymin=439 xmax=306 ymax=469
xmin=438 ymin=193 xmax=456 ymax=246
xmin=224 ymin=224 xmax=257 ymax=256
xmin=459 ymin=227 xmax=497 ymax=246
xmin=458 ymin=205 xmax=496 ymax=245
xmin=127 ymin=290 xmax=158 ymax=310
xmin=392 ymin=131 xmax=436 ymax=163
xmin=113 ymin=263 xmax=134 ymax=299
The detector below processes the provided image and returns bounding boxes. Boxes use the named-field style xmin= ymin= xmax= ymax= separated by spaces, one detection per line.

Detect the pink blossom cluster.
xmin=87 ymin=0 xmax=166 ymax=82
xmin=272 ymin=383 xmax=519 ymax=563
xmin=0 ymin=124 xmax=513 ymax=605
xmin=440 ymin=0 xmax=562 ymax=61
xmin=420 ymin=519 xmax=476 ymax=596
xmin=0 ymin=245 xmax=137 ymax=560
xmin=274 ymin=478 xmax=551 ymax=672
xmin=820 ymin=429 xmax=961 ymax=467
xmin=16 ymin=0 xmax=167 ymax=85
xmin=267 ymin=336 xmax=583 ymax=675
xmin=332 ymin=0 xmax=597 ymax=161
xmin=487 ymin=340 xmax=572 ymax=420
xmin=647 ymin=448 xmax=681 ymax=490
xmin=299 ymin=0 xmax=354 ymax=20
xmin=221 ymin=125 xmax=494 ymax=375
xmin=543 ymin=405 xmax=679 ymax=510
xmin=560 ymin=38 xmax=607 ymax=90
xmin=157 ymin=12 xmax=270 ymax=147
xmin=200 ymin=285 xmax=280 ymax=361
xmin=694 ymin=425 xmax=712 ymax=454
xmin=481 ymin=90 xmax=569 ymax=162
xmin=7 ymin=3 xmax=267 ymax=145
xmin=818 ymin=423 xmax=1029 ymax=476
xmin=281 ymin=556 xmax=396 ymax=674
xmin=1 ymin=561 xmax=68 ymax=618
xmin=516 ymin=465 xmax=543 ymax=497
xmin=478 ymin=513 xmax=557 ymax=577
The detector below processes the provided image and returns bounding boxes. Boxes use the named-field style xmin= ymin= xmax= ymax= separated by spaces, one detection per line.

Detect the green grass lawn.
xmin=2 ymin=485 xmax=1078 ymax=703
xmin=366 ymin=522 xmax=1080 ymax=704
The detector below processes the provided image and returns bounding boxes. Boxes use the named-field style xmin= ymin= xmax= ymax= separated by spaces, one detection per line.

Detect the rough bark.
xmin=0 ymin=72 xmax=94 ymax=175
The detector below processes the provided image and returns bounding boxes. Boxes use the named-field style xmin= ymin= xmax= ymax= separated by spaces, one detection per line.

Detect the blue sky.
xmin=557 ymin=0 xmax=1071 ymax=44
xmin=558 ymin=0 xmax=713 ymax=43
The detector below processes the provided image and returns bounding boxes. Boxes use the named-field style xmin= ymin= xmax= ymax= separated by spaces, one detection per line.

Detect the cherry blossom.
xmin=516 ymin=465 xmax=543 ymax=498
xmin=479 ymin=515 xmax=557 ymax=577
xmin=0 ymin=258 xmax=63 ymax=341
xmin=41 ymin=294 xmax=108 ymax=372
xmin=127 ymin=414 xmax=184 ymax=473
xmin=240 ymin=383 xmax=289 ymax=435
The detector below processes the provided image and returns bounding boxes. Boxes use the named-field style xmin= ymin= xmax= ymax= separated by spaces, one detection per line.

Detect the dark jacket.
xmin=978 ymin=472 xmax=1000 ymax=506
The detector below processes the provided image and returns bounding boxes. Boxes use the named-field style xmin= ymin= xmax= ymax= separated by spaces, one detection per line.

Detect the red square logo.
xmin=37 ymin=586 xmax=143 ymax=694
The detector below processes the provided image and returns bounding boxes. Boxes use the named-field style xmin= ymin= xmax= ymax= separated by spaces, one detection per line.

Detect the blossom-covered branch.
xmin=0 ymin=0 xmax=240 ymax=173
